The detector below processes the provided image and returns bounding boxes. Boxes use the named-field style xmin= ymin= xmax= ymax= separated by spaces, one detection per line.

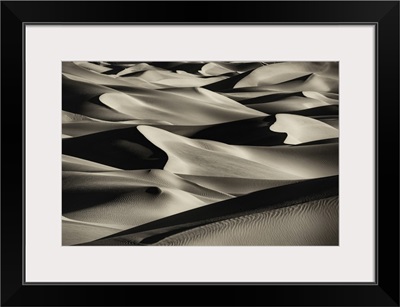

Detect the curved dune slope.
xmin=63 ymin=169 xmax=232 ymax=207
xmin=62 ymin=155 xmax=120 ymax=172
xmin=62 ymin=75 xmax=135 ymax=121
xmin=98 ymin=87 xmax=265 ymax=125
xmin=82 ymin=176 xmax=338 ymax=246
xmin=235 ymin=62 xmax=338 ymax=92
xmin=74 ymin=61 xmax=113 ymax=73
xmin=63 ymin=177 xmax=223 ymax=231
xmin=177 ymin=175 xmax=302 ymax=196
xmin=63 ymin=62 xmax=141 ymax=87
xmin=190 ymin=116 xmax=287 ymax=146
xmin=245 ymin=96 xmax=331 ymax=114
xmin=63 ymin=169 xmax=233 ymax=244
xmin=138 ymin=125 xmax=338 ymax=179
xmin=63 ymin=127 xmax=168 ymax=170
xmin=270 ymin=114 xmax=339 ymax=144
xmin=62 ymin=217 xmax=123 ymax=246
xmin=155 ymin=196 xmax=338 ymax=246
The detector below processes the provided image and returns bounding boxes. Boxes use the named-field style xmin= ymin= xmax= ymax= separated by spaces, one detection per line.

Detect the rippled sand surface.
xmin=62 ymin=61 xmax=339 ymax=246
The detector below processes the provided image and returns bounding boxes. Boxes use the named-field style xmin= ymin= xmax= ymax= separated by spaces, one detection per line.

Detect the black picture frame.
xmin=1 ymin=1 xmax=399 ymax=306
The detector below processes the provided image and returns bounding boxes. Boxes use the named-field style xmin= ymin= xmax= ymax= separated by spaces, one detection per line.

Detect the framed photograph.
xmin=1 ymin=1 xmax=399 ymax=306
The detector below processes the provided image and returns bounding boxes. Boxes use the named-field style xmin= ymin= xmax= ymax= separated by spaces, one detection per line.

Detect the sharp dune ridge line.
xmin=62 ymin=61 xmax=339 ymax=246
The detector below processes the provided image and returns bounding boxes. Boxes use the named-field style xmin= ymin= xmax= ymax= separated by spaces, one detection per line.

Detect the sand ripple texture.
xmin=154 ymin=196 xmax=339 ymax=246
xmin=62 ymin=61 xmax=339 ymax=246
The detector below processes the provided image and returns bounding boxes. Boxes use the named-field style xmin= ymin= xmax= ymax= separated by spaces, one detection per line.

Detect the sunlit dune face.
xmin=154 ymin=196 xmax=339 ymax=246
xmin=270 ymin=114 xmax=339 ymax=145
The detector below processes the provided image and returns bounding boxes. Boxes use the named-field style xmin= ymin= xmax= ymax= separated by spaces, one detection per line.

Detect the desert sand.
xmin=62 ymin=61 xmax=339 ymax=246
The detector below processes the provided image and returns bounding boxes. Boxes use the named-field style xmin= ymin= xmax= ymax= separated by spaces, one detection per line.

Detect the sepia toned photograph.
xmin=3 ymin=1 xmax=395 ymax=305
xmin=62 ymin=61 xmax=339 ymax=246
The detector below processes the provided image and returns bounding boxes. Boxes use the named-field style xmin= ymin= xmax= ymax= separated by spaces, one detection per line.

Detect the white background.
xmin=25 ymin=25 xmax=375 ymax=283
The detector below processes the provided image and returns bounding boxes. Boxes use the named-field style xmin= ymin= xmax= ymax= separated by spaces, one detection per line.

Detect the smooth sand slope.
xmin=270 ymin=114 xmax=339 ymax=144
xmin=234 ymin=62 xmax=338 ymax=92
xmin=155 ymin=196 xmax=338 ymax=246
xmin=62 ymin=154 xmax=120 ymax=172
xmin=138 ymin=125 xmax=338 ymax=179
xmin=82 ymin=176 xmax=338 ymax=246
xmin=62 ymin=217 xmax=124 ymax=246
xmin=98 ymin=87 xmax=266 ymax=125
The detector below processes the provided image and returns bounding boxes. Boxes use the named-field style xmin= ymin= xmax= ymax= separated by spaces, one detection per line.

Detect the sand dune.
xmin=288 ymin=105 xmax=339 ymax=117
xmin=235 ymin=62 xmax=338 ymax=90
xmin=63 ymin=183 xmax=212 ymax=229
xmin=219 ymin=90 xmax=298 ymax=101
xmin=236 ymin=74 xmax=339 ymax=93
xmin=155 ymin=196 xmax=338 ymax=246
xmin=152 ymin=76 xmax=228 ymax=88
xmin=138 ymin=125 xmax=338 ymax=179
xmin=62 ymin=61 xmax=339 ymax=246
xmin=63 ymin=62 xmax=142 ymax=87
xmin=270 ymin=114 xmax=339 ymax=144
xmin=199 ymin=62 xmax=237 ymax=76
xmin=63 ymin=169 xmax=233 ymax=202
xmin=147 ymin=62 xmax=206 ymax=74
xmin=63 ymin=114 xmax=285 ymax=144
xmin=74 ymin=61 xmax=113 ymax=74
xmin=63 ymin=127 xmax=168 ymax=170
xmin=199 ymin=62 xmax=263 ymax=76
xmin=62 ymin=110 xmax=95 ymax=123
xmin=139 ymin=125 xmax=301 ymax=179
xmin=63 ymin=168 xmax=233 ymax=232
xmin=319 ymin=118 xmax=339 ymax=129
xmin=190 ymin=115 xmax=287 ymax=146
xmin=115 ymin=63 xmax=163 ymax=76
xmin=177 ymin=175 xmax=302 ymax=196
xmin=82 ymin=176 xmax=338 ymax=246
xmin=62 ymin=217 xmax=123 ymax=246
xmin=303 ymin=91 xmax=339 ymax=104
xmin=98 ymin=87 xmax=266 ymax=125
xmin=63 ymin=121 xmax=138 ymax=137
xmin=245 ymin=96 xmax=330 ymax=114
xmin=62 ymin=75 xmax=135 ymax=121
xmin=62 ymin=154 xmax=120 ymax=172
xmin=129 ymin=68 xmax=228 ymax=87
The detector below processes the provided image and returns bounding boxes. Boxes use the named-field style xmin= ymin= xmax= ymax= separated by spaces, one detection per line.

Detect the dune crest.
xmin=98 ymin=87 xmax=265 ymax=125
xmin=138 ymin=125 xmax=337 ymax=179
xmin=270 ymin=113 xmax=339 ymax=144
xmin=155 ymin=196 xmax=339 ymax=246
xmin=235 ymin=62 xmax=338 ymax=89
